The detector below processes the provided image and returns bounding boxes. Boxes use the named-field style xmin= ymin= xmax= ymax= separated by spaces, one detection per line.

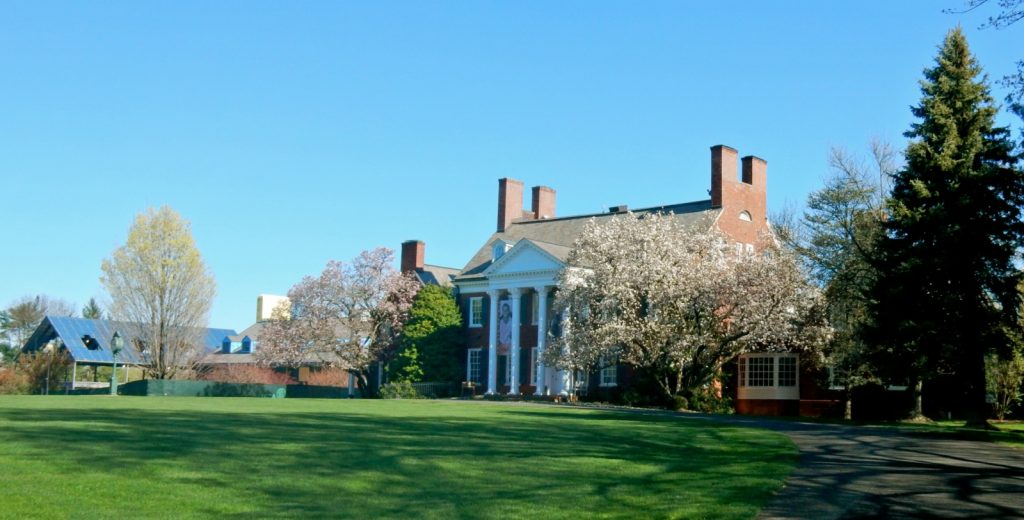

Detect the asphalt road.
xmin=691 ymin=415 xmax=1024 ymax=519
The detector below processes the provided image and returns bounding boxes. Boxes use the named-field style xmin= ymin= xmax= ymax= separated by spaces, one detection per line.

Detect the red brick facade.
xmin=401 ymin=240 xmax=425 ymax=273
xmin=710 ymin=145 xmax=770 ymax=248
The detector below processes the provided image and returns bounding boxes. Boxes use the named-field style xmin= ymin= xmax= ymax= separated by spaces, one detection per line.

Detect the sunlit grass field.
xmin=0 ymin=397 xmax=796 ymax=519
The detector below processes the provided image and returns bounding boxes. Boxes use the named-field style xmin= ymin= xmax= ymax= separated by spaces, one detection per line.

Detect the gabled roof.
xmin=22 ymin=316 xmax=237 ymax=365
xmin=482 ymin=239 xmax=569 ymax=277
xmin=456 ymin=199 xmax=718 ymax=279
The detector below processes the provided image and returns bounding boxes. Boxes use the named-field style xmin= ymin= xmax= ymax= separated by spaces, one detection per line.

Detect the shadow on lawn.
xmin=500 ymin=406 xmax=1024 ymax=518
xmin=0 ymin=403 xmax=794 ymax=518
xmin=643 ymin=411 xmax=1024 ymax=519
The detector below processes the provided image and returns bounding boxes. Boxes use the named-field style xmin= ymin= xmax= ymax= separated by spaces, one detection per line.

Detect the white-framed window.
xmin=745 ymin=243 xmax=754 ymax=255
xmin=735 ymin=242 xmax=743 ymax=256
xmin=599 ymin=358 xmax=618 ymax=387
xmin=531 ymin=292 xmax=539 ymax=325
xmin=467 ymin=348 xmax=482 ymax=384
xmin=747 ymin=356 xmax=774 ymax=387
xmin=778 ymin=356 xmax=797 ymax=387
xmin=469 ymin=297 xmax=483 ymax=328
xmin=738 ymin=357 xmax=746 ymax=388
xmin=739 ymin=210 xmax=752 ymax=222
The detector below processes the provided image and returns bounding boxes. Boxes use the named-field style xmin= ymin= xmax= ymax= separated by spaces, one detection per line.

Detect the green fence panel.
xmin=286 ymin=385 xmax=349 ymax=399
xmin=79 ymin=379 xmax=349 ymax=398
xmin=115 ymin=379 xmax=286 ymax=397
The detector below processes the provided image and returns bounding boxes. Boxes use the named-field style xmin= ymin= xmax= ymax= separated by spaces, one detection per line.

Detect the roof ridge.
xmin=513 ymin=198 xmax=713 ymax=225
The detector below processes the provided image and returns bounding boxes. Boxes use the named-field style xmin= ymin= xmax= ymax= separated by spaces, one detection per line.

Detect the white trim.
xmin=530 ymin=292 xmax=539 ymax=325
xmin=468 ymin=297 xmax=484 ymax=328
xmin=599 ymin=360 xmax=617 ymax=387
xmin=467 ymin=348 xmax=482 ymax=384
xmin=482 ymin=239 xmax=566 ymax=277
xmin=737 ymin=352 xmax=799 ymax=401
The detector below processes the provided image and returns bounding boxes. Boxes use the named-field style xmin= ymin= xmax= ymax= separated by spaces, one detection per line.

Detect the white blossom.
xmin=546 ymin=212 xmax=830 ymax=399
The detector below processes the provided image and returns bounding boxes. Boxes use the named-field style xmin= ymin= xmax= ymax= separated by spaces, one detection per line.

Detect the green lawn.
xmin=894 ymin=419 xmax=1024 ymax=450
xmin=0 ymin=397 xmax=795 ymax=519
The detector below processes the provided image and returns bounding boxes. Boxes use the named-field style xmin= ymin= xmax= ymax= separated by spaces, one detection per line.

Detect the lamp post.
xmin=110 ymin=331 xmax=123 ymax=396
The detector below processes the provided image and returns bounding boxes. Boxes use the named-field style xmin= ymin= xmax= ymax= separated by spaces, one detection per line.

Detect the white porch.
xmin=461 ymin=238 xmax=574 ymax=397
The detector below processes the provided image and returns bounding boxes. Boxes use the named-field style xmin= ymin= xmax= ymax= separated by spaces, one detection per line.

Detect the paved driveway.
xmin=686 ymin=415 xmax=1024 ymax=519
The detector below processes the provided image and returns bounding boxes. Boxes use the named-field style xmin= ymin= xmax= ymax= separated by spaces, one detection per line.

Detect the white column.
xmin=508 ymin=288 xmax=523 ymax=395
xmin=486 ymin=289 xmax=499 ymax=395
xmin=533 ymin=286 xmax=549 ymax=396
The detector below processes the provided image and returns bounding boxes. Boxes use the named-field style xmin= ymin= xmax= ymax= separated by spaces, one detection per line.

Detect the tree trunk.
xmin=655 ymin=377 xmax=677 ymax=409
xmin=844 ymin=383 xmax=853 ymax=421
xmin=962 ymin=350 xmax=993 ymax=429
xmin=908 ymin=377 xmax=924 ymax=420
xmin=356 ymin=370 xmax=375 ymax=398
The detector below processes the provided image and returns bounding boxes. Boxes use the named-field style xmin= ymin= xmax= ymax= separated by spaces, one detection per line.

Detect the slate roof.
xmin=227 ymin=321 xmax=265 ymax=342
xmin=415 ymin=264 xmax=460 ymax=286
xmin=200 ymin=350 xmax=342 ymax=366
xmin=22 ymin=316 xmax=237 ymax=365
xmin=456 ymin=199 xmax=719 ymax=279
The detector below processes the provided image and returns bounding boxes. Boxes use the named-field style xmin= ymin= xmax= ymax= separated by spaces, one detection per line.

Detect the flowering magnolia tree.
xmin=256 ymin=248 xmax=420 ymax=396
xmin=546 ymin=212 xmax=829 ymax=403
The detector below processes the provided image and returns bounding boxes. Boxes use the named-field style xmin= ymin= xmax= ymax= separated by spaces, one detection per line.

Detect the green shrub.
xmin=671 ymin=395 xmax=689 ymax=411
xmin=379 ymin=380 xmax=420 ymax=399
xmin=0 ymin=369 xmax=29 ymax=395
xmin=17 ymin=349 xmax=72 ymax=394
xmin=686 ymin=389 xmax=734 ymax=414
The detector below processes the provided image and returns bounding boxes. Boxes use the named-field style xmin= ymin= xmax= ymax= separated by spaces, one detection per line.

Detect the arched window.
xmin=739 ymin=210 xmax=752 ymax=222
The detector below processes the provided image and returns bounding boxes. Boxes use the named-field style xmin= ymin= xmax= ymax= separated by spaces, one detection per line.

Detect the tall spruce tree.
xmin=866 ymin=28 xmax=1024 ymax=425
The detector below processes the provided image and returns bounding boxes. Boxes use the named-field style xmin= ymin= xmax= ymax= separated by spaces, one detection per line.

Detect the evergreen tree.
xmin=81 ymin=298 xmax=103 ymax=320
xmin=866 ymin=28 xmax=1024 ymax=425
xmin=393 ymin=284 xmax=463 ymax=384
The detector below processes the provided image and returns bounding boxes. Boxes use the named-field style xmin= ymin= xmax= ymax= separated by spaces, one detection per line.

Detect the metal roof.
xmin=22 ymin=316 xmax=237 ymax=365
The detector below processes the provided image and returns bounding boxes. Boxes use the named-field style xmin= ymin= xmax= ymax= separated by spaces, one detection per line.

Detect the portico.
xmin=468 ymin=238 xmax=569 ymax=397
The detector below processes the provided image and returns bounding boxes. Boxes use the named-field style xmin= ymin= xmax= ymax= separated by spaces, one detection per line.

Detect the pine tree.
xmin=81 ymin=298 xmax=103 ymax=320
xmin=866 ymin=28 xmax=1024 ymax=425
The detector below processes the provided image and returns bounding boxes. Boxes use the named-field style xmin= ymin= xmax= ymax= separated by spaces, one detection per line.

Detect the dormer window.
xmin=491 ymin=240 xmax=512 ymax=261
xmin=739 ymin=211 xmax=752 ymax=222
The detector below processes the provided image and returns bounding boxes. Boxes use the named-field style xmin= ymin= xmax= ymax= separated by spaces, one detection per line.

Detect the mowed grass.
xmin=898 ymin=420 xmax=1024 ymax=450
xmin=0 ymin=397 xmax=796 ymax=519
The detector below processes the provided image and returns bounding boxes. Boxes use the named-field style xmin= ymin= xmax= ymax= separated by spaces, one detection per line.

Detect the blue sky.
xmin=2 ymin=1 xmax=1021 ymax=330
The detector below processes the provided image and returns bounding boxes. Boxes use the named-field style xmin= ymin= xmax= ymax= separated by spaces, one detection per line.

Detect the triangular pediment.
xmin=483 ymin=239 xmax=566 ymax=276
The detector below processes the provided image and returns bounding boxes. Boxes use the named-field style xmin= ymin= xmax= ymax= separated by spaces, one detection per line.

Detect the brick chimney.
xmin=497 ymin=178 xmax=525 ymax=232
xmin=401 ymin=240 xmax=425 ymax=273
xmin=531 ymin=186 xmax=556 ymax=219
xmin=741 ymin=155 xmax=767 ymax=187
xmin=709 ymin=145 xmax=768 ymax=246
xmin=710 ymin=144 xmax=738 ymax=208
